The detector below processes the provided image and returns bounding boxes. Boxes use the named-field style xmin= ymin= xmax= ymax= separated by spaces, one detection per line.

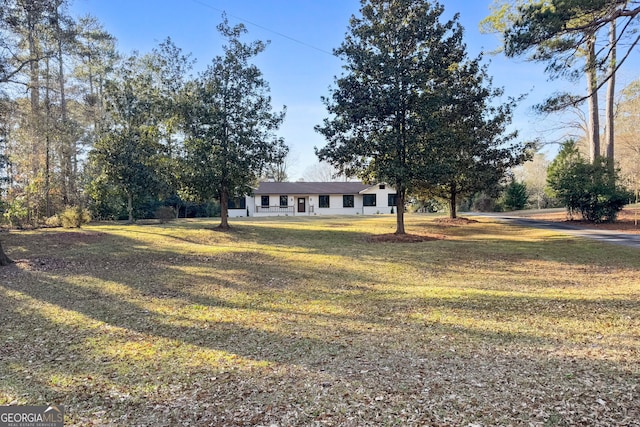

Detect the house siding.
xmin=247 ymin=182 xmax=396 ymax=217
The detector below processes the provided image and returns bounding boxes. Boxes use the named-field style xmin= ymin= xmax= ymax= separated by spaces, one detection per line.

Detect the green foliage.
xmin=502 ymin=180 xmax=528 ymax=211
xmin=89 ymin=52 xmax=168 ymax=222
xmin=547 ymin=141 xmax=630 ymax=222
xmin=316 ymin=0 xmax=531 ymax=228
xmin=2 ymin=197 xmax=28 ymax=228
xmin=60 ymin=206 xmax=92 ymax=228
xmin=180 ymin=19 xmax=286 ymax=228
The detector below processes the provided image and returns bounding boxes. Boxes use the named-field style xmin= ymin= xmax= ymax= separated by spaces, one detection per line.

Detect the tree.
xmin=89 ymin=53 xmax=166 ymax=222
xmin=302 ymin=161 xmax=350 ymax=182
xmin=616 ymin=78 xmax=640 ymax=200
xmin=502 ymin=180 xmax=528 ymax=211
xmin=316 ymin=0 xmax=472 ymax=234
xmin=514 ymin=152 xmax=552 ymax=209
xmin=181 ymin=19 xmax=286 ymax=229
xmin=260 ymin=144 xmax=290 ymax=182
xmin=420 ymin=54 xmax=530 ymax=219
xmin=547 ymin=140 xmax=629 ymax=222
xmin=492 ymin=0 xmax=640 ymax=163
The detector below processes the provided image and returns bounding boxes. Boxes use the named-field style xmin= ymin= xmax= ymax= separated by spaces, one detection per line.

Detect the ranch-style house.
xmin=227 ymin=182 xmax=397 ymax=217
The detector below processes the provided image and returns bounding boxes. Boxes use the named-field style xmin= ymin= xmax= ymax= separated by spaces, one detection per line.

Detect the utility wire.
xmin=188 ymin=0 xmax=337 ymax=56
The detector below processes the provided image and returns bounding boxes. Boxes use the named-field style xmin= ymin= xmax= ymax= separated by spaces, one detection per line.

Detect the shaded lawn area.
xmin=0 ymin=215 xmax=639 ymax=426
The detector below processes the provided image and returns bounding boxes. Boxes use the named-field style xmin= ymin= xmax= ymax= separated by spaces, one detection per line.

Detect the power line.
xmin=188 ymin=0 xmax=337 ymax=56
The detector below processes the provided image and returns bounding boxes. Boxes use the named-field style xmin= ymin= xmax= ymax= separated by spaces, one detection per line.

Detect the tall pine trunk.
xmin=605 ymin=19 xmax=616 ymax=162
xmin=586 ymin=34 xmax=601 ymax=163
xmin=56 ymin=5 xmax=74 ymax=204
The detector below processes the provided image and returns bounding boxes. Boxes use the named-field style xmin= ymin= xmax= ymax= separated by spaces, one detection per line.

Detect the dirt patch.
xmin=433 ymin=217 xmax=479 ymax=226
xmin=367 ymin=233 xmax=445 ymax=243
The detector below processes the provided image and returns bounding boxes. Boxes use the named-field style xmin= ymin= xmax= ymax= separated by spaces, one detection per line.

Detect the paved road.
xmin=474 ymin=213 xmax=640 ymax=249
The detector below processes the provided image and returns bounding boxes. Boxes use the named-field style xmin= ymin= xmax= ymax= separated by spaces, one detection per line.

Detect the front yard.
xmin=0 ymin=215 xmax=638 ymax=425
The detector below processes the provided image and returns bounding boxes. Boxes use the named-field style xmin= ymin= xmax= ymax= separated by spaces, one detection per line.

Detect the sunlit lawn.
xmin=1 ymin=214 xmax=638 ymax=426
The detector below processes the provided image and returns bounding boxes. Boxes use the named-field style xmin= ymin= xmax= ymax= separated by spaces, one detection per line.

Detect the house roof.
xmin=254 ymin=181 xmax=372 ymax=195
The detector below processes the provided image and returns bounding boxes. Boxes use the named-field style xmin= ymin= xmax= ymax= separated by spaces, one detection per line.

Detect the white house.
xmin=227 ymin=182 xmax=397 ymax=217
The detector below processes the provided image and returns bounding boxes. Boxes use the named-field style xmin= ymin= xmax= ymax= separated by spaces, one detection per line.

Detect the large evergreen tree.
xmin=180 ymin=19 xmax=286 ymax=229
xmin=316 ymin=0 xmax=529 ymax=229
xmin=315 ymin=0 xmax=465 ymax=234
xmin=422 ymin=56 xmax=530 ymax=218
xmin=89 ymin=53 xmax=166 ymax=222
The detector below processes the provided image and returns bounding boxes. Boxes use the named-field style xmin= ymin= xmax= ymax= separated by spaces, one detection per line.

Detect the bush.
xmin=2 ymin=197 xmax=29 ymax=228
xmin=547 ymin=142 xmax=629 ymax=223
xmin=45 ymin=215 xmax=62 ymax=228
xmin=60 ymin=206 xmax=92 ymax=228
xmin=154 ymin=206 xmax=176 ymax=223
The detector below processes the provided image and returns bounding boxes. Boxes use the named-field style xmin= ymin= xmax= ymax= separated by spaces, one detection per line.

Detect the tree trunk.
xmin=56 ymin=6 xmax=74 ymax=204
xmin=586 ymin=34 xmax=601 ymax=163
xmin=449 ymin=186 xmax=457 ymax=219
xmin=127 ymin=192 xmax=134 ymax=223
xmin=394 ymin=186 xmax=405 ymax=235
xmin=44 ymin=56 xmax=51 ymax=217
xmin=0 ymin=240 xmax=14 ymax=266
xmin=605 ymin=19 xmax=616 ymax=161
xmin=219 ymin=187 xmax=230 ymax=230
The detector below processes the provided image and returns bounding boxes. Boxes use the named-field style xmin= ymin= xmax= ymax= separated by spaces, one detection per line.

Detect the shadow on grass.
xmin=1 ymin=221 xmax=639 ymax=425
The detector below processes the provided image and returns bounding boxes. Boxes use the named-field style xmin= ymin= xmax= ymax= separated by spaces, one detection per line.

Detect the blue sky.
xmin=70 ymin=0 xmax=636 ymax=179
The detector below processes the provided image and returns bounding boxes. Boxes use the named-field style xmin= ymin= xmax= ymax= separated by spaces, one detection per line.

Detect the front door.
xmin=297 ymin=197 xmax=306 ymax=213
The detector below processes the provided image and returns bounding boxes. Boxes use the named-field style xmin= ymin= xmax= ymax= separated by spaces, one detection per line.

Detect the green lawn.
xmin=1 ymin=215 xmax=638 ymax=426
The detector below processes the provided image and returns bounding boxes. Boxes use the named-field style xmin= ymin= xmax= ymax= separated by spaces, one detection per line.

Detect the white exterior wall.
xmin=360 ymin=185 xmax=396 ymax=215
xmin=228 ymin=196 xmax=255 ymax=217
xmin=249 ymin=188 xmax=396 ymax=216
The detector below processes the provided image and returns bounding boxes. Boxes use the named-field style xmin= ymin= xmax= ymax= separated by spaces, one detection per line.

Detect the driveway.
xmin=474 ymin=213 xmax=640 ymax=249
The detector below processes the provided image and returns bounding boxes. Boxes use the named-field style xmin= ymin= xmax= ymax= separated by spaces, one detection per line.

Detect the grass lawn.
xmin=0 ymin=214 xmax=638 ymax=426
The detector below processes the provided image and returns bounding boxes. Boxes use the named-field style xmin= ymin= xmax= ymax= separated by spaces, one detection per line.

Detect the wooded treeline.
xmin=1 ymin=0 xmax=639 ymax=235
xmin=1 ymin=0 xmax=118 ymax=224
xmin=0 ymin=0 xmax=286 ymax=227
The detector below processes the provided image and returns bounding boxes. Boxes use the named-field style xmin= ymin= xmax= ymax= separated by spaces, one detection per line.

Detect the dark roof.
xmin=255 ymin=181 xmax=371 ymax=195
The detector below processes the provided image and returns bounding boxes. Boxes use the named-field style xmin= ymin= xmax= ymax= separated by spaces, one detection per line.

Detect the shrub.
xmin=45 ymin=215 xmax=62 ymax=228
xmin=154 ymin=206 xmax=176 ymax=223
xmin=60 ymin=206 xmax=92 ymax=228
xmin=2 ymin=197 xmax=29 ymax=228
xmin=547 ymin=141 xmax=629 ymax=223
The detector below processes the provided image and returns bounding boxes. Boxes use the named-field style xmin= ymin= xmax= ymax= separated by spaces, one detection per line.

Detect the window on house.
xmin=388 ymin=194 xmax=397 ymax=206
xmin=228 ymin=197 xmax=246 ymax=209
xmin=261 ymin=196 xmax=269 ymax=207
xmin=319 ymin=195 xmax=330 ymax=208
xmin=363 ymin=194 xmax=376 ymax=206
xmin=279 ymin=195 xmax=288 ymax=207
xmin=379 ymin=184 xmax=386 ymax=189
xmin=343 ymin=195 xmax=354 ymax=208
